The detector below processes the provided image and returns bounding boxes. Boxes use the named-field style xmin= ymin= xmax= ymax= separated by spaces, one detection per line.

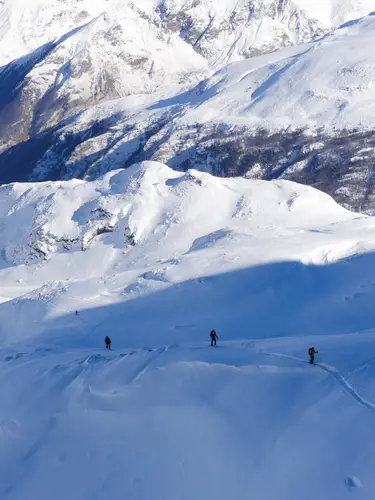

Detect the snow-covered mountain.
xmin=1 ymin=4 xmax=375 ymax=496
xmin=1 ymin=10 xmax=375 ymax=212
xmin=0 ymin=2 xmax=375 ymax=212
xmin=0 ymin=0 xmax=326 ymax=148
xmin=1 ymin=162 xmax=375 ymax=499
xmin=1 ymin=0 xmax=364 ymax=67
xmin=0 ymin=0 xmax=325 ymax=131
xmin=0 ymin=161 xmax=374 ymax=344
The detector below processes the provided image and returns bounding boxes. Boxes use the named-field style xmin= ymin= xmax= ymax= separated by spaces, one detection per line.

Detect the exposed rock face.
xmin=155 ymin=0 xmax=323 ymax=62
xmin=2 ymin=119 xmax=374 ymax=213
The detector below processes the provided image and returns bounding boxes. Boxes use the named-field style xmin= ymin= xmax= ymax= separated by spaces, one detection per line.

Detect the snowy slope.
xmin=2 ymin=14 xmax=374 ymax=212
xmin=1 ymin=335 xmax=375 ymax=500
xmin=1 ymin=0 xmax=366 ymax=66
xmin=293 ymin=0 xmax=375 ymax=26
xmin=173 ymin=14 xmax=375 ymax=131
xmin=1 ymin=162 xmax=375 ymax=499
xmin=0 ymin=0 xmax=372 ymax=146
xmin=1 ymin=1 xmax=375 ymax=214
xmin=0 ymin=161 xmax=374 ymax=348
xmin=1 ymin=4 xmax=375 ymax=492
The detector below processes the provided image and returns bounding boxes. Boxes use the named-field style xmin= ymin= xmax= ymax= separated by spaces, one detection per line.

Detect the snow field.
xmin=0 ymin=335 xmax=374 ymax=500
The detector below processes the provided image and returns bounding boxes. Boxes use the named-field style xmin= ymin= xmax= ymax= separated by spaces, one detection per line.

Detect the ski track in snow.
xmin=8 ymin=339 xmax=375 ymax=413
xmin=260 ymin=349 xmax=375 ymax=412
xmin=2 ymin=416 xmax=58 ymax=496
xmin=317 ymin=362 xmax=375 ymax=412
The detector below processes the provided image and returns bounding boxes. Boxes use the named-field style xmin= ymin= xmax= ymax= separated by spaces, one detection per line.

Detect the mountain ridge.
xmin=0 ymin=1 xmax=374 ymax=212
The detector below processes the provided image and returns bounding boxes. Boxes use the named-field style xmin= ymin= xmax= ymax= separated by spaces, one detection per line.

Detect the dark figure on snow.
xmin=210 ymin=329 xmax=218 ymax=347
xmin=105 ymin=336 xmax=112 ymax=350
xmin=75 ymin=310 xmax=78 ymax=316
xmin=308 ymin=347 xmax=318 ymax=364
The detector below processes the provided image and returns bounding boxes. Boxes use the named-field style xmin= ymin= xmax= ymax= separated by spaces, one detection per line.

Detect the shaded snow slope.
xmin=1 ymin=335 xmax=375 ymax=500
xmin=1 ymin=162 xmax=375 ymax=499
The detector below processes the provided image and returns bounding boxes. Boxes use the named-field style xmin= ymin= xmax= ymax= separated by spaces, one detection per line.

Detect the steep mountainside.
xmin=0 ymin=1 xmax=374 ymax=212
xmin=0 ymin=0 xmax=329 ymax=148
xmin=1 ymin=14 xmax=375 ymax=212
xmin=1 ymin=0 xmax=361 ymax=67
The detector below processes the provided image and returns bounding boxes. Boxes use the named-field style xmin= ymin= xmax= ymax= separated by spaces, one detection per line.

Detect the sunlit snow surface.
xmin=1 ymin=0 xmax=372 ymax=65
xmin=0 ymin=162 xmax=375 ymax=499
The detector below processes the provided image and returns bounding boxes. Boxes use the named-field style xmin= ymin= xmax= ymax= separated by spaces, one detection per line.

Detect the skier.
xmin=308 ymin=347 xmax=318 ymax=365
xmin=75 ymin=310 xmax=78 ymax=316
xmin=105 ymin=336 xmax=112 ymax=350
xmin=210 ymin=329 xmax=218 ymax=347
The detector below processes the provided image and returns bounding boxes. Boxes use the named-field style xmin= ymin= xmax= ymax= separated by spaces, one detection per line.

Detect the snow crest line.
xmin=260 ymin=349 xmax=375 ymax=412
xmin=128 ymin=346 xmax=167 ymax=384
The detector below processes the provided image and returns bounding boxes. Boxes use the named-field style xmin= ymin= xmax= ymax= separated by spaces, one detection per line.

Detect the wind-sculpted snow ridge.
xmin=0 ymin=161 xmax=357 ymax=266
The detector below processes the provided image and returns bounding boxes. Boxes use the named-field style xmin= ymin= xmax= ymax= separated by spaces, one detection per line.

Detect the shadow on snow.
xmin=29 ymin=250 xmax=375 ymax=350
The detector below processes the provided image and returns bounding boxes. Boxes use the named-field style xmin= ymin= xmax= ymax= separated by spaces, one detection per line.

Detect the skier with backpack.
xmin=308 ymin=347 xmax=318 ymax=364
xmin=210 ymin=329 xmax=218 ymax=347
xmin=105 ymin=336 xmax=112 ymax=350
